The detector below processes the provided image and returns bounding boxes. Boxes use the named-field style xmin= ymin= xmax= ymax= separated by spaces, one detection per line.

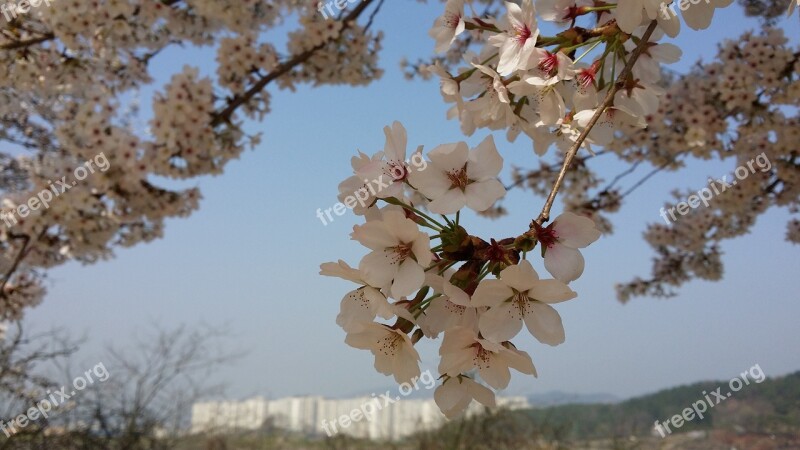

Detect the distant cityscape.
xmin=191 ymin=395 xmax=531 ymax=441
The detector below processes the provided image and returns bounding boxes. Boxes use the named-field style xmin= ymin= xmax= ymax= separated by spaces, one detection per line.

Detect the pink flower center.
xmin=377 ymin=332 xmax=404 ymax=357
xmin=444 ymin=12 xmax=461 ymax=28
xmin=576 ymin=61 xmax=600 ymax=91
xmin=512 ymin=291 xmax=531 ymax=317
xmin=513 ymin=25 xmax=532 ymax=45
xmin=532 ymin=222 xmax=559 ymax=249
xmin=537 ymin=51 xmax=559 ymax=77
xmin=390 ymin=243 xmax=412 ymax=262
xmin=446 ymin=167 xmax=470 ymax=190
xmin=473 ymin=346 xmax=493 ymax=369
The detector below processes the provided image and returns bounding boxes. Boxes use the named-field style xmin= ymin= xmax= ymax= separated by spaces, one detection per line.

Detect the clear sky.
xmin=26 ymin=2 xmax=800 ymax=401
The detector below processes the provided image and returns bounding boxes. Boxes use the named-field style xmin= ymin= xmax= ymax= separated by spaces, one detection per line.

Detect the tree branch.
xmin=531 ymin=20 xmax=660 ymax=228
xmin=210 ymin=0 xmax=377 ymax=127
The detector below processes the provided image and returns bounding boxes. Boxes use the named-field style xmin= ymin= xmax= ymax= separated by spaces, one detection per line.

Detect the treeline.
xmin=520 ymin=370 xmax=800 ymax=441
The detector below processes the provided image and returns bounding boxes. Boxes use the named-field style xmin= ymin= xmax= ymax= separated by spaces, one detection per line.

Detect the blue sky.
xmin=26 ymin=2 xmax=800 ymax=401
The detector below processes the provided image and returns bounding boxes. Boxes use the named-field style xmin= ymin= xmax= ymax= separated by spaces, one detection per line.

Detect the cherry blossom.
xmin=489 ymin=0 xmax=540 ymax=75
xmin=473 ymin=260 xmax=577 ymax=344
xmin=439 ymin=326 xmax=536 ymax=389
xmin=430 ymin=0 xmax=467 ymax=53
xmin=434 ymin=375 xmax=496 ymax=419
xmin=344 ymin=322 xmax=421 ymax=384
xmin=408 ymin=136 xmax=505 ymax=214
xmin=351 ymin=210 xmax=432 ymax=299
xmin=418 ymin=273 xmax=479 ymax=337
xmin=320 ymin=260 xmax=397 ymax=332
xmin=531 ymin=212 xmax=602 ymax=282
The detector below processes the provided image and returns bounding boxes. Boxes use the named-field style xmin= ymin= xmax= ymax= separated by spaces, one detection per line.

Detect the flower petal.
xmin=428 ymin=188 xmax=467 ymax=214
xmin=544 ymin=243 xmax=585 ymax=283
xmin=466 ymin=135 xmax=503 ymax=180
xmin=499 ymin=260 xmax=540 ymax=292
xmin=465 ymin=179 xmax=506 ymax=212
xmin=392 ymin=259 xmax=425 ymax=298
xmin=479 ymin=302 xmax=523 ymax=342
xmin=523 ymin=302 xmax=565 ymax=346
xmin=429 ymin=142 xmax=470 ymax=173
xmin=472 ymin=279 xmax=514 ymax=307
xmin=526 ymin=279 xmax=577 ymax=304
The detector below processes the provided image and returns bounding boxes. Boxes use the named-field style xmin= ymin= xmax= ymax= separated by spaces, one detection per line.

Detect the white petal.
xmin=553 ymin=212 xmax=601 ymax=248
xmin=683 ymin=1 xmax=715 ymax=30
xmin=527 ymin=279 xmax=577 ymax=304
xmin=544 ymin=243 xmax=585 ymax=283
xmin=466 ymin=135 xmax=503 ymax=180
xmin=464 ymin=179 xmax=506 ymax=212
xmin=615 ymin=0 xmax=644 ymax=33
xmin=523 ymin=302 xmax=565 ymax=346
xmin=351 ymin=221 xmax=396 ymax=250
xmin=650 ymin=43 xmax=682 ymax=63
xmin=443 ymin=282 xmax=472 ymax=307
xmin=391 ymin=259 xmax=425 ymax=298
xmin=479 ymin=356 xmax=512 ymax=390
xmin=392 ymin=344 xmax=422 ymax=383
xmin=471 ymin=279 xmax=514 ymax=307
xmin=479 ymin=302 xmax=523 ymax=342
xmin=336 ymin=289 xmax=377 ymax=331
xmin=319 ymin=260 xmax=362 ymax=284
xmin=411 ymin=235 xmax=433 ymax=267
xmin=429 ymin=141 xmax=470 ymax=173
xmin=464 ymin=378 xmax=497 ymax=408
xmin=434 ymin=380 xmax=464 ymax=413
xmin=359 ymin=250 xmax=396 ymax=288
xmin=428 ymin=188 xmax=467 ymax=214
xmin=502 ymin=347 xmax=537 ymax=376
xmin=499 ymin=260 xmax=540 ymax=292
xmin=408 ymin=167 xmax=452 ymax=198
xmin=383 ymin=211 xmax=422 ymax=243
xmin=383 ymin=121 xmax=407 ymax=162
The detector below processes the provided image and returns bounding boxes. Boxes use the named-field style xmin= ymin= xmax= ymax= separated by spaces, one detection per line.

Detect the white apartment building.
xmin=191 ymin=395 xmax=530 ymax=441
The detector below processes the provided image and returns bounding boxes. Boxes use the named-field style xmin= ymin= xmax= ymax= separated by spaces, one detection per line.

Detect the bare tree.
xmin=0 ymin=323 xmax=239 ymax=450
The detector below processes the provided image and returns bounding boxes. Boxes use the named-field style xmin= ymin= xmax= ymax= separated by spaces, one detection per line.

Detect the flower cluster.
xmin=0 ymin=0 xmax=384 ymax=320
xmin=494 ymin=27 xmax=798 ymax=302
xmin=424 ymin=0 xmax=711 ymax=157
xmin=322 ymin=122 xmax=601 ymax=417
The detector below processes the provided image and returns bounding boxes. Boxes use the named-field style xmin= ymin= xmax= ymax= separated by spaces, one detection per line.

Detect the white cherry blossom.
xmin=473 ymin=260 xmax=577 ymax=344
xmin=434 ymin=376 xmax=496 ymax=419
xmin=533 ymin=212 xmax=602 ymax=283
xmin=408 ymin=136 xmax=505 ymax=214
xmin=429 ymin=0 xmax=467 ymax=53
xmin=345 ymin=322 xmax=421 ymax=383
xmin=489 ymin=0 xmax=540 ymax=75
xmin=351 ymin=210 xmax=432 ymax=299
xmin=439 ymin=326 xmax=536 ymax=389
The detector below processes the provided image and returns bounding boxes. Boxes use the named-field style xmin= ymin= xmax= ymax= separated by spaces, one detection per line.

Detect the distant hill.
xmin=527 ymin=390 xmax=619 ymax=407
xmin=521 ymin=371 xmax=800 ymax=441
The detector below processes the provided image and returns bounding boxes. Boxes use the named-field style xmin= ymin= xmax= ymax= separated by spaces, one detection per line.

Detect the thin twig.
xmin=0 ymin=33 xmax=55 ymax=51
xmin=531 ymin=20 xmax=659 ymax=228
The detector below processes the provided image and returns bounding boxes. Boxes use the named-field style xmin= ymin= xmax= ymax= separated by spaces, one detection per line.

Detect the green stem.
xmin=573 ymin=39 xmax=603 ymax=64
